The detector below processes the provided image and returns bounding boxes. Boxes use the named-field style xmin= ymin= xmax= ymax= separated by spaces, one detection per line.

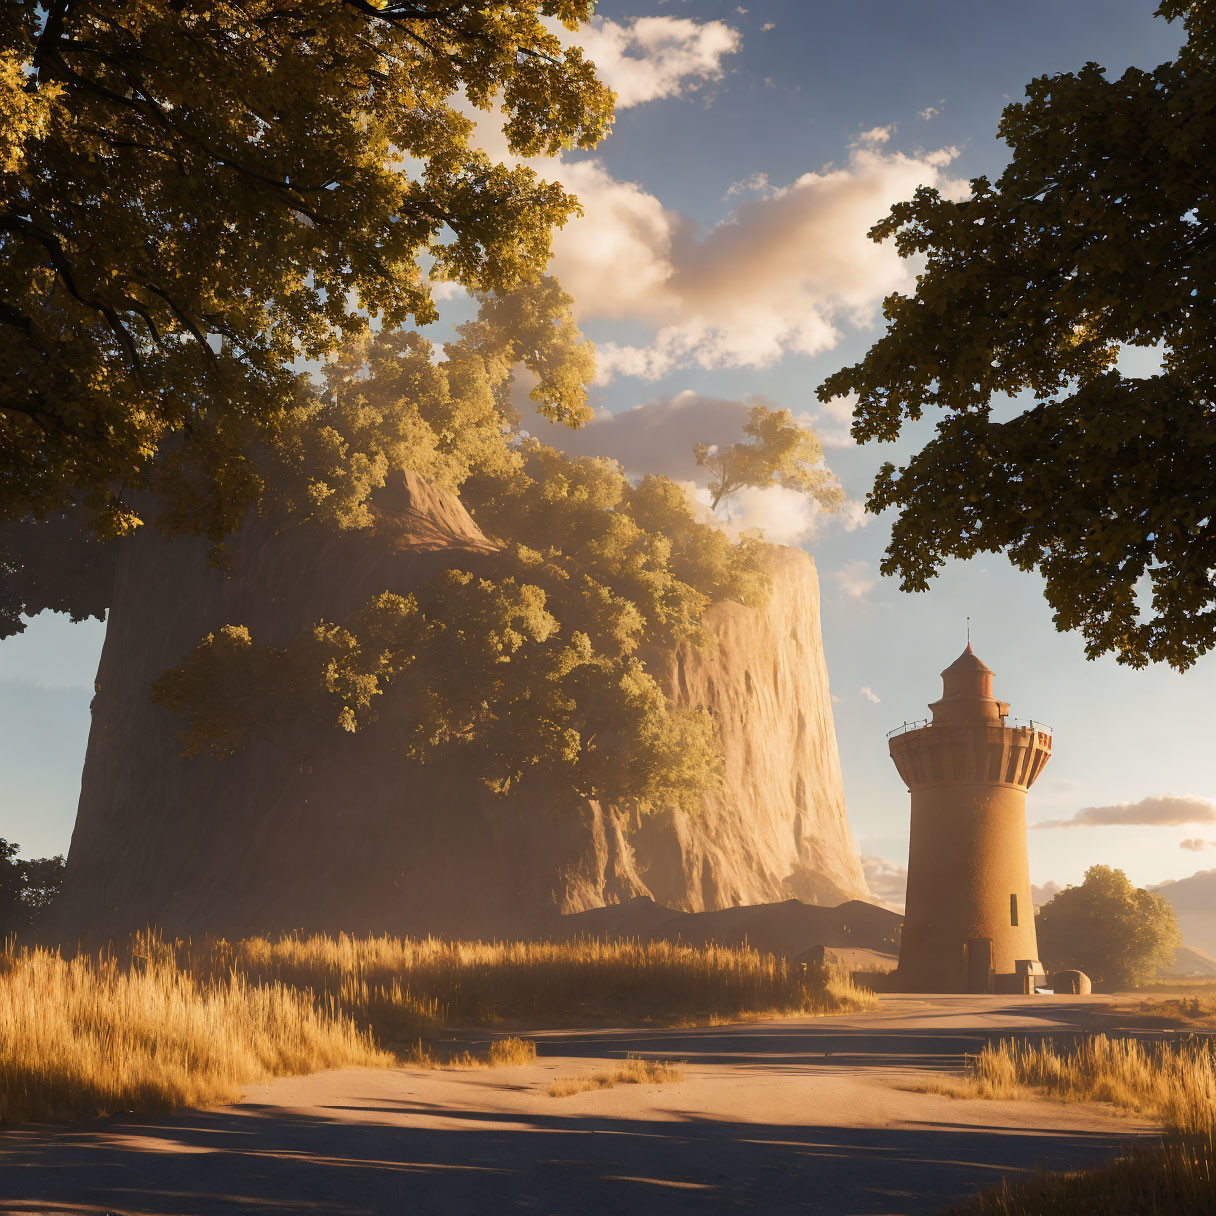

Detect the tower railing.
xmin=1013 ymin=718 xmax=1054 ymax=735
xmin=888 ymin=717 xmax=1053 ymax=739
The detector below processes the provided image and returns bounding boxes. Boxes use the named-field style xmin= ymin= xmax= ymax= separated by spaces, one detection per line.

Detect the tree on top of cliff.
xmin=1036 ymin=865 xmax=1181 ymax=989
xmin=694 ymin=406 xmax=844 ymax=515
xmin=151 ymin=284 xmax=767 ymax=817
xmin=0 ymin=0 xmax=611 ymax=563
xmin=819 ymin=0 xmax=1215 ymax=671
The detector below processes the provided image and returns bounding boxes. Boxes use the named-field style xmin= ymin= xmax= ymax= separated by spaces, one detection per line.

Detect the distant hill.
xmin=557 ymin=896 xmax=903 ymax=958
xmin=1160 ymin=943 xmax=1216 ymax=978
xmin=1152 ymin=869 xmax=1216 ymax=957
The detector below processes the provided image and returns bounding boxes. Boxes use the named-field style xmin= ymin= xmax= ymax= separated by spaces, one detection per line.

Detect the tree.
xmin=151 ymin=287 xmax=769 ymax=819
xmin=1036 ymin=864 xmax=1181 ymax=989
xmin=694 ymin=405 xmax=844 ymax=514
xmin=0 ymin=837 xmax=65 ymax=933
xmin=819 ymin=0 xmax=1215 ymax=671
xmin=1 ymin=0 xmax=613 ymax=623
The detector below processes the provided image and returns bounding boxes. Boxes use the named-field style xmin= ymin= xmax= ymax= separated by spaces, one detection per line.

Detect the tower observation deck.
xmin=888 ymin=646 xmax=1051 ymax=993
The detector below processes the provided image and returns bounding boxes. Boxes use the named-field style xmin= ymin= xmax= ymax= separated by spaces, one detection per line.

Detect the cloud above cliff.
xmin=861 ymin=856 xmax=906 ymax=911
xmin=831 ymin=560 xmax=876 ymax=603
xmin=564 ymin=16 xmax=742 ymax=108
xmin=520 ymin=388 xmax=868 ymax=547
xmin=522 ymin=389 xmax=756 ymax=482
xmin=1181 ymin=838 xmax=1216 ymax=852
xmin=1034 ymin=794 xmax=1216 ymax=830
xmin=462 ymin=16 xmax=963 ymax=382
xmin=577 ymin=141 xmax=966 ymax=380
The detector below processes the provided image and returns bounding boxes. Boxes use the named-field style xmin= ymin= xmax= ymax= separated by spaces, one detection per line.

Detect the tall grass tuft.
xmin=944 ymin=1135 xmax=1216 ymax=1216
xmin=0 ymin=935 xmax=388 ymax=1124
xmin=960 ymin=1034 xmax=1216 ymax=1136
xmin=943 ymin=1035 xmax=1216 ymax=1214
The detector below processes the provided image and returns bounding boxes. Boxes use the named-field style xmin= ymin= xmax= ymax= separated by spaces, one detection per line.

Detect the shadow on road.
xmin=0 ymin=1096 xmax=1151 ymax=1216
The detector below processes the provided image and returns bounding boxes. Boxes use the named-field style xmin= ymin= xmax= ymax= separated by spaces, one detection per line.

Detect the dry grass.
xmin=198 ymin=933 xmax=877 ymax=1035
xmin=946 ymin=1035 xmax=1216 ymax=1136
xmin=1128 ymin=995 xmax=1216 ymax=1028
xmin=942 ymin=1136 xmax=1216 ymax=1215
xmin=0 ymin=936 xmax=388 ymax=1124
xmin=1 ymin=930 xmax=868 ymax=1124
xmin=937 ymin=1035 xmax=1216 ymax=1214
xmin=548 ymin=1056 xmax=684 ymax=1097
xmin=409 ymin=1035 xmax=539 ymax=1070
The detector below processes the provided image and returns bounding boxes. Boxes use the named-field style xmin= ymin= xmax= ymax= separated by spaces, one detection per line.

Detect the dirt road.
xmin=0 ymin=994 xmax=1153 ymax=1216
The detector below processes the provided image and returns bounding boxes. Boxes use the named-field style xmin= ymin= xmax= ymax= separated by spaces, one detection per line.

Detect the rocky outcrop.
xmin=56 ymin=473 xmax=867 ymax=937
xmin=631 ymin=545 xmax=867 ymax=911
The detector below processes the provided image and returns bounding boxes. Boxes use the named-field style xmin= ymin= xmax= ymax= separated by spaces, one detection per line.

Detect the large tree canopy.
xmin=0 ymin=0 xmax=611 ymax=559
xmin=820 ymin=0 xmax=1215 ymax=671
xmin=1036 ymin=865 xmax=1181 ymax=989
xmin=152 ymin=286 xmax=771 ymax=817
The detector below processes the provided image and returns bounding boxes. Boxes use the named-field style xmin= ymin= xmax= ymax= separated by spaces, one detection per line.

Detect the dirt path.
xmin=0 ymin=995 xmax=1155 ymax=1216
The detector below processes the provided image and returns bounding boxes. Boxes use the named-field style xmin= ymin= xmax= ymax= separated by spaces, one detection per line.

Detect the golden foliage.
xmin=1 ymin=2 xmax=613 ymax=542
xmin=153 ymin=299 xmax=770 ymax=817
xmin=694 ymin=405 xmax=844 ymax=514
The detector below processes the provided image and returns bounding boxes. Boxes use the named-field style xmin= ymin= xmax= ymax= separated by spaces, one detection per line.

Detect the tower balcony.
xmin=888 ymin=719 xmax=1053 ymax=792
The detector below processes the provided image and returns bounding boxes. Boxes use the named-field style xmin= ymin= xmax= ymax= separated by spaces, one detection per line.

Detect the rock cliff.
xmin=56 ymin=473 xmax=867 ymax=936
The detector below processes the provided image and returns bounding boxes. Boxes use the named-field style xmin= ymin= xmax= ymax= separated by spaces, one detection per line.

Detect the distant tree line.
xmin=0 ymin=839 xmax=64 ymax=934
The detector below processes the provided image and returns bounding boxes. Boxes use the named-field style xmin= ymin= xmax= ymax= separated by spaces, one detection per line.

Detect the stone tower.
xmin=888 ymin=646 xmax=1052 ymax=993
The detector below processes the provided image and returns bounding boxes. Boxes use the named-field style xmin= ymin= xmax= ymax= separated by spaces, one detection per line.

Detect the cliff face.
xmin=57 ymin=474 xmax=867 ymax=936
xmin=630 ymin=545 xmax=867 ymax=911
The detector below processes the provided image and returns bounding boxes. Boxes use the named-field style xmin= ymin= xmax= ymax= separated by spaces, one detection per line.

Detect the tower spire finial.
xmin=966 ymin=616 xmax=971 ymax=651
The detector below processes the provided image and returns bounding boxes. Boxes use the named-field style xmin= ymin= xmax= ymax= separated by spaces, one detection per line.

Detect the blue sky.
xmin=3 ymin=1 xmax=1212 ymax=905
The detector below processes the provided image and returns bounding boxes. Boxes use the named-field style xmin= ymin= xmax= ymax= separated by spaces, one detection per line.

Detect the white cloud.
xmin=724 ymin=171 xmax=771 ymax=200
xmin=1181 ymin=838 xmax=1216 ymax=852
xmin=811 ymin=393 xmax=857 ymax=448
xmin=429 ymin=280 xmax=470 ymax=303
xmin=861 ymin=856 xmax=906 ymax=911
xmin=519 ymin=388 xmax=754 ymax=481
xmin=552 ymin=16 xmax=741 ymax=109
xmin=919 ymin=100 xmax=946 ymax=121
xmin=1034 ymin=794 xmax=1216 ymax=830
xmin=856 ymin=125 xmax=894 ymax=146
xmin=459 ymin=21 xmax=963 ymax=384
xmin=687 ymin=482 xmax=838 ymax=547
xmin=575 ymin=141 xmax=967 ymax=380
xmin=831 ymin=560 xmax=877 ymax=603
xmin=860 ymin=686 xmax=881 ymax=704
xmin=1032 ymin=881 xmax=1062 ymax=906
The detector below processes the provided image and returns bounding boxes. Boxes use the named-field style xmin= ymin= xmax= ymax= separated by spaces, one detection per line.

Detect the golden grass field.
xmin=942 ymin=1034 xmax=1216 ymax=1214
xmin=0 ymin=931 xmax=873 ymax=1124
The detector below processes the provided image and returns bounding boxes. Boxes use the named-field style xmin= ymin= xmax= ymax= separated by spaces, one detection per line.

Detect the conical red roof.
xmin=940 ymin=644 xmax=993 ymax=680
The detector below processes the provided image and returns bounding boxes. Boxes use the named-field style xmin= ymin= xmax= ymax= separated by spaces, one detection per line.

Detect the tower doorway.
xmin=964 ymin=938 xmax=993 ymax=993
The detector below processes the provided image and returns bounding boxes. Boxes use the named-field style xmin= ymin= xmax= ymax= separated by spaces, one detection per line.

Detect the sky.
xmin=2 ymin=0 xmax=1212 ymax=907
